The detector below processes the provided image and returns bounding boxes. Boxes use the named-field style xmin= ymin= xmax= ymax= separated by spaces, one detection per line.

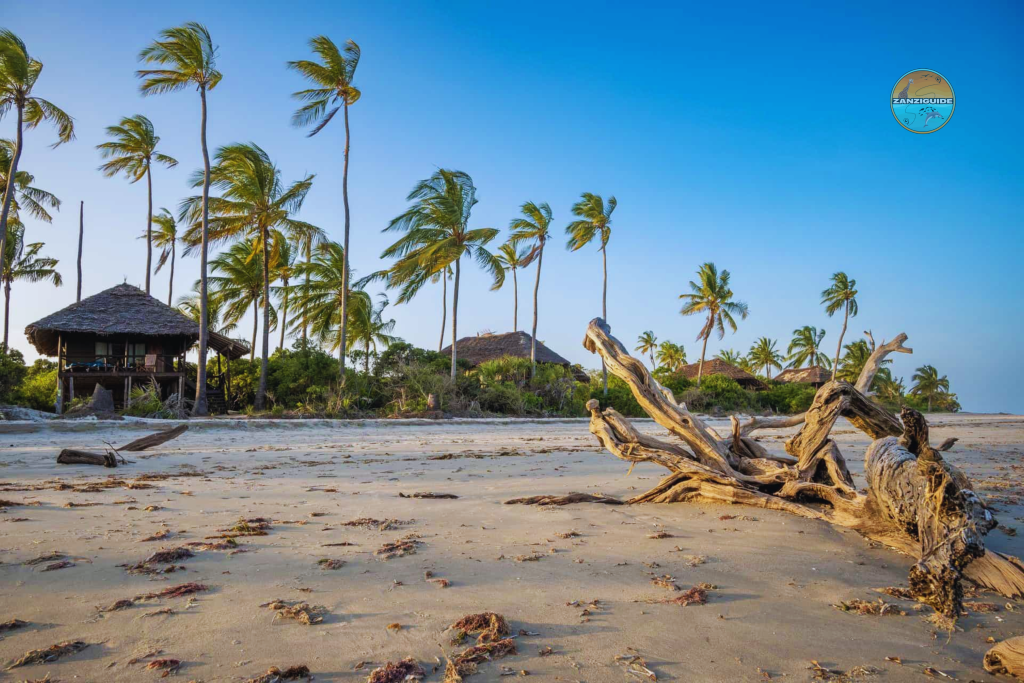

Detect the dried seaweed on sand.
xmin=399 ymin=492 xmax=459 ymax=499
xmin=504 ymin=492 xmax=622 ymax=506
xmin=146 ymin=658 xmax=181 ymax=675
xmin=808 ymin=661 xmax=879 ymax=681
xmin=450 ymin=612 xmax=511 ymax=644
xmin=367 ymin=657 xmax=425 ymax=683
xmin=261 ymin=600 xmax=326 ymax=625
xmin=23 ymin=551 xmax=65 ymax=566
xmin=342 ymin=517 xmax=410 ymax=531
xmin=6 ymin=640 xmax=88 ymax=669
xmin=211 ymin=517 xmax=271 ymax=538
xmin=40 ymin=560 xmax=75 ymax=572
xmin=245 ymin=665 xmax=312 ymax=683
xmin=0 ymin=618 xmax=28 ymax=632
xmin=662 ymin=585 xmax=709 ymax=606
xmin=317 ymin=558 xmax=345 ymax=570
xmin=375 ymin=534 xmax=421 ymax=560
xmin=135 ymin=582 xmax=208 ymax=601
xmin=144 ymin=547 xmax=195 ymax=564
xmin=444 ymin=640 xmax=517 ymax=682
xmin=99 ymin=598 xmax=136 ymax=612
xmin=833 ymin=598 xmax=906 ymax=616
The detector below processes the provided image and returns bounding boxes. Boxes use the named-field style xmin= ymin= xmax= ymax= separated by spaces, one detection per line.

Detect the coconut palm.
xmin=749 ymin=337 xmax=783 ymax=379
xmin=874 ymin=368 xmax=906 ymax=406
xmin=494 ymin=242 xmax=535 ymax=332
xmin=97 ymin=115 xmax=177 ymax=294
xmin=836 ymin=338 xmax=890 ymax=385
xmin=508 ymin=201 xmax=552 ymax=376
xmin=383 ymin=169 xmax=503 ymax=379
xmin=177 ymin=282 xmax=237 ymax=337
xmin=179 ymin=142 xmax=314 ymax=410
xmin=786 ymin=325 xmax=830 ymax=369
xmin=0 ymin=30 xmax=74 ymax=302
xmin=0 ymin=139 xmax=60 ymax=228
xmin=2 ymin=225 xmax=60 ymax=348
xmin=911 ymin=364 xmax=949 ymax=412
xmin=138 ymin=21 xmax=221 ymax=415
xmin=656 ymin=341 xmax=686 ymax=372
xmin=635 ymin=330 xmax=658 ymax=369
xmin=149 ymin=208 xmax=178 ymax=306
xmin=288 ymin=36 xmax=361 ymax=378
xmin=348 ymin=294 xmax=397 ymax=374
xmin=286 ymin=220 xmax=326 ymax=342
xmin=271 ymin=236 xmax=297 ymax=351
xmin=679 ymin=262 xmax=748 ymax=387
xmin=566 ymin=192 xmax=616 ymax=393
xmin=207 ymin=241 xmax=275 ymax=361
xmin=821 ymin=272 xmax=858 ymax=380
xmin=714 ymin=349 xmax=744 ymax=367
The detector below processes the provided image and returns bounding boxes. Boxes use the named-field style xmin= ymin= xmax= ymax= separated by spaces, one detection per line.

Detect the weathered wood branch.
xmin=56 ymin=449 xmax=119 ymax=467
xmin=118 ymin=425 xmax=188 ymax=452
xmin=56 ymin=426 xmax=188 ymax=467
xmin=856 ymin=332 xmax=912 ymax=394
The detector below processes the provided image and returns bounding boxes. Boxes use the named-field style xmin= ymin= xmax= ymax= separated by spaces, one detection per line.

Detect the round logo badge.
xmin=891 ymin=70 xmax=954 ymax=133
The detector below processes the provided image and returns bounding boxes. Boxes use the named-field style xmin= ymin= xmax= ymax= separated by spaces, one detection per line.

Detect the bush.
xmin=762 ymin=382 xmax=817 ymax=414
xmin=0 ymin=349 xmax=27 ymax=404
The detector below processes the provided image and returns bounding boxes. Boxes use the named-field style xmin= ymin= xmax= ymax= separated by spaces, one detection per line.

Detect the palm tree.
xmin=272 ymin=235 xmax=297 ymax=351
xmin=566 ymin=192 xmax=616 ymax=393
xmin=138 ymin=22 xmax=221 ymax=415
xmin=656 ymin=341 xmax=686 ymax=372
xmin=874 ymin=368 xmax=906 ymax=406
xmin=348 ymin=294 xmax=397 ymax=374
xmin=383 ymin=169 xmax=503 ymax=379
xmin=0 ymin=139 xmax=60 ymax=227
xmin=179 ymin=143 xmax=314 ymax=410
xmin=494 ymin=242 xmax=535 ymax=331
xmin=508 ymin=201 xmax=552 ymax=377
xmin=207 ymin=241 xmax=275 ymax=360
xmin=96 ymin=115 xmax=177 ymax=294
xmin=177 ymin=282 xmax=237 ymax=337
xmin=2 ymin=225 xmax=60 ymax=347
xmin=149 ymin=208 xmax=178 ymax=306
xmin=0 ymin=30 xmax=74 ymax=305
xmin=911 ymin=365 xmax=949 ymax=412
xmin=679 ymin=262 xmax=748 ymax=387
xmin=749 ymin=337 xmax=783 ymax=379
xmin=288 ymin=36 xmax=361 ymax=381
xmin=821 ymin=272 xmax=858 ymax=380
xmin=836 ymin=338 xmax=889 ymax=384
xmin=715 ymin=349 xmax=744 ymax=367
xmin=635 ymin=330 xmax=658 ymax=369
xmin=786 ymin=325 xmax=830 ymax=369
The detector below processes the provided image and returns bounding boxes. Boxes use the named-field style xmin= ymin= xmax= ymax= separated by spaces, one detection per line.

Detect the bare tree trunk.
xmin=193 ymin=86 xmax=211 ymax=416
xmin=279 ymin=283 xmax=288 ymax=351
xmin=77 ymin=201 xmax=84 ymax=303
xmin=450 ymin=257 xmax=460 ymax=380
xmin=3 ymin=279 xmax=10 ymax=350
xmin=167 ymin=240 xmax=175 ymax=306
xmin=530 ymin=241 xmax=543 ymax=379
xmin=250 ymin=299 xmax=257 ymax=362
xmin=601 ymin=246 xmax=608 ymax=395
xmin=145 ymin=165 xmax=152 ymax=295
xmin=832 ymin=301 xmax=849 ymax=380
xmin=512 ymin=265 xmax=518 ymax=331
xmin=0 ymin=104 xmax=23 ymax=349
xmin=438 ymin=273 xmax=447 ymax=353
xmin=338 ymin=102 xmax=352 ymax=386
xmin=255 ymin=227 xmax=270 ymax=411
xmin=302 ymin=243 xmax=310 ymax=342
xmin=696 ymin=332 xmax=710 ymax=387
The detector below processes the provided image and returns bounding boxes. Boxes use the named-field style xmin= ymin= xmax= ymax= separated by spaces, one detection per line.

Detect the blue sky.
xmin=4 ymin=0 xmax=1022 ymax=413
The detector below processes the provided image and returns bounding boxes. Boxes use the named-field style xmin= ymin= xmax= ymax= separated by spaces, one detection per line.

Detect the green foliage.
xmin=679 ymin=374 xmax=754 ymax=413
xmin=122 ymin=380 xmax=165 ymax=417
xmin=13 ymin=358 xmax=57 ymax=411
xmin=762 ymin=382 xmax=817 ymax=414
xmin=0 ymin=349 xmax=28 ymax=404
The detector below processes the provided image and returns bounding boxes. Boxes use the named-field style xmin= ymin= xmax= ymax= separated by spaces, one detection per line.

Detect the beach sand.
xmin=1 ymin=414 xmax=1022 ymax=681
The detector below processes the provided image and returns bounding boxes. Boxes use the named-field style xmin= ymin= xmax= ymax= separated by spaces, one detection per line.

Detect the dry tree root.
xmin=984 ymin=636 xmax=1024 ymax=678
xmin=367 ymin=658 xmax=425 ymax=683
xmin=503 ymin=492 xmax=623 ymax=506
xmin=6 ymin=640 xmax=88 ymax=669
xmin=578 ymin=317 xmax=1024 ymax=619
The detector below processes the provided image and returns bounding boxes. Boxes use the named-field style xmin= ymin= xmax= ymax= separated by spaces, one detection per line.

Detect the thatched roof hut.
xmin=441 ymin=331 xmax=588 ymax=381
xmin=772 ymin=366 xmax=831 ymax=387
xmin=25 ymin=283 xmax=248 ymax=360
xmin=676 ymin=358 xmax=767 ymax=390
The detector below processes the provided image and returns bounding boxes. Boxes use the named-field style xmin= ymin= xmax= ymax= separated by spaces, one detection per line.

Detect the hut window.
xmin=127 ymin=342 xmax=147 ymax=361
xmin=95 ymin=341 xmax=111 ymax=358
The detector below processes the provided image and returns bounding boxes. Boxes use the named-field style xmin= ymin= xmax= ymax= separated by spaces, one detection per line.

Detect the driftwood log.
xmin=985 ymin=636 xmax=1024 ymax=678
xmin=580 ymin=318 xmax=1024 ymax=617
xmin=56 ymin=425 xmax=189 ymax=468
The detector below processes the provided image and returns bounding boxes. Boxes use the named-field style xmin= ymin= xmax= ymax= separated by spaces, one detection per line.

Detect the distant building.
xmin=25 ymin=284 xmax=248 ymax=414
xmin=675 ymin=358 xmax=767 ymax=390
xmin=772 ymin=366 xmax=831 ymax=388
xmin=441 ymin=331 xmax=589 ymax=382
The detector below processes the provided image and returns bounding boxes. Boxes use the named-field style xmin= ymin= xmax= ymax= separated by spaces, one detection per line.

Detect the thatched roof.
xmin=676 ymin=358 xmax=767 ymax=390
xmin=25 ymin=284 xmax=249 ymax=360
xmin=773 ymin=366 xmax=831 ymax=385
xmin=441 ymin=331 xmax=586 ymax=379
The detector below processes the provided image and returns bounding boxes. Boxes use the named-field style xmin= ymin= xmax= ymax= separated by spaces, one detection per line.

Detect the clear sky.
xmin=4 ymin=0 xmax=1022 ymax=413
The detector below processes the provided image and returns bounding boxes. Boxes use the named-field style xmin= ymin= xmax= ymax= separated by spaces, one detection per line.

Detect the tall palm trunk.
xmin=696 ymin=318 xmax=711 ymax=387
xmin=194 ymin=86 xmax=211 ymax=416
xmin=250 ymin=298 xmax=257 ymax=362
xmin=511 ymin=265 xmax=518 ymax=331
xmin=450 ymin=257 xmax=461 ymax=380
xmin=601 ymin=244 xmax=608 ymax=394
xmin=279 ymin=283 xmax=288 ymax=351
xmin=0 ymin=103 xmax=23 ymax=350
xmin=529 ymin=240 xmax=544 ymax=379
xmin=338 ymin=102 xmax=352 ymax=385
xmin=364 ymin=344 xmax=370 ymax=374
xmin=145 ymin=165 xmax=153 ymax=294
xmin=438 ymin=274 xmax=447 ymax=353
xmin=832 ymin=301 xmax=849 ymax=380
xmin=302 ymin=243 xmax=310 ymax=341
xmin=167 ymin=240 xmax=175 ymax=306
xmin=255 ymin=227 xmax=270 ymax=411
xmin=3 ymin=279 xmax=11 ymax=350
xmin=76 ymin=201 xmax=83 ymax=302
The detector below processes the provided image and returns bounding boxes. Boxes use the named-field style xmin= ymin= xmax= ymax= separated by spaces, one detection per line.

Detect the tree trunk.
xmin=0 ymin=103 xmax=23 ymax=346
xmin=601 ymin=245 xmax=608 ymax=395
xmin=530 ymin=241 xmax=544 ymax=379
xmin=193 ymin=86 xmax=211 ymax=416
xmin=255 ymin=226 xmax=270 ymax=411
xmin=450 ymin=257 xmax=460 ymax=380
xmin=364 ymin=344 xmax=370 ymax=374
xmin=279 ymin=283 xmax=288 ymax=351
xmin=438 ymin=273 xmax=447 ymax=353
xmin=512 ymin=266 xmax=518 ymax=332
xmin=696 ymin=330 xmax=710 ymax=387
xmin=576 ymin=318 xmax=1024 ymax=618
xmin=302 ymin=243 xmax=310 ymax=342
xmin=250 ymin=299 xmax=257 ymax=362
xmin=832 ymin=301 xmax=849 ymax=380
xmin=145 ymin=165 xmax=153 ymax=295
xmin=168 ymin=240 xmax=175 ymax=307
xmin=338 ymin=102 xmax=352 ymax=386
xmin=77 ymin=201 xmax=84 ymax=303
xmin=3 ymin=279 xmax=10 ymax=350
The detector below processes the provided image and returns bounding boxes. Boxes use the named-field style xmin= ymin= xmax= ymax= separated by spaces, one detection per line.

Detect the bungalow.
xmin=675 ymin=358 xmax=767 ymax=390
xmin=441 ymin=331 xmax=589 ymax=382
xmin=772 ymin=366 xmax=832 ymax=388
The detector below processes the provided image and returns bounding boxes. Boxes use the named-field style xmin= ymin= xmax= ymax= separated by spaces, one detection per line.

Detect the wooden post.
xmin=225 ymin=355 xmax=232 ymax=410
xmin=55 ymin=334 xmax=63 ymax=415
xmin=125 ymin=377 xmax=131 ymax=409
xmin=68 ymin=375 xmax=74 ymax=404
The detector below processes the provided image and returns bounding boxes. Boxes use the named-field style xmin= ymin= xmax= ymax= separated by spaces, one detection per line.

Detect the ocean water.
xmin=892 ymin=101 xmax=954 ymax=133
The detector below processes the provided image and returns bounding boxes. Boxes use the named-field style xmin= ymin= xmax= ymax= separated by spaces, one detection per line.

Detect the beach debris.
xmin=922 ymin=667 xmax=955 ymax=679
xmin=24 ymin=551 xmax=65 ymax=566
xmin=984 ymin=635 xmax=1024 ymax=678
xmin=245 ymin=665 xmax=312 ymax=683
xmin=832 ymin=598 xmax=906 ymax=616
xmin=444 ymin=641 xmax=517 ymax=682
xmin=683 ymin=554 xmax=707 ymax=567
xmin=135 ymin=582 xmax=208 ymax=601
xmin=375 ymin=534 xmax=421 ymax=560
xmin=429 ymin=577 xmax=451 ymax=588
xmin=100 ymin=598 xmax=136 ymax=612
xmin=615 ymin=653 xmax=657 ymax=681
xmin=0 ymin=618 xmax=28 ymax=632
xmin=876 ymin=586 xmax=914 ymax=600
xmin=6 ymin=640 xmax=88 ymax=669
xmin=317 ymin=558 xmax=345 ymax=570
xmin=261 ymin=600 xmax=326 ymax=625
xmin=40 ymin=559 xmax=75 ymax=572
xmin=144 ymin=547 xmax=195 ymax=564
xmin=142 ymin=608 xmax=175 ymax=618
xmin=56 ymin=447 xmax=123 ymax=467
xmin=367 ymin=657 xmax=425 ymax=683
xmin=513 ymin=552 xmax=543 ymax=563
xmin=386 ymin=623 xmax=402 ymax=632
xmin=651 ymin=575 xmax=679 ymax=591
xmin=140 ymin=529 xmax=173 ymax=542
xmin=399 ymin=492 xmax=459 ymax=499
xmin=964 ymin=600 xmax=1000 ymax=613
xmin=145 ymin=658 xmax=181 ymax=675
xmin=663 ymin=585 xmax=710 ymax=606
xmin=537 ymin=646 xmax=553 ymax=657
xmin=185 ymin=539 xmax=238 ymax=551
xmin=554 ymin=530 xmax=580 ymax=539
xmin=119 ymin=425 xmax=189 ymax=452
xmin=450 ymin=612 xmax=510 ymax=644
xmin=647 ymin=531 xmax=673 ymax=539
xmin=212 ymin=517 xmax=271 ymax=538
xmin=504 ymin=492 xmax=623 ymax=506
xmin=342 ymin=517 xmax=410 ymax=531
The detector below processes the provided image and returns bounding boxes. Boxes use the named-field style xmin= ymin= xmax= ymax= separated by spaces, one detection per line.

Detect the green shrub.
xmin=13 ymin=359 xmax=57 ymax=411
xmin=0 ymin=349 xmax=27 ymax=404
xmin=762 ymin=382 xmax=817 ymax=414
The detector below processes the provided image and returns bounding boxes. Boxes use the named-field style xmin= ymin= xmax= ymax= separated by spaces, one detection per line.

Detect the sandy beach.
xmin=1 ymin=414 xmax=1022 ymax=682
